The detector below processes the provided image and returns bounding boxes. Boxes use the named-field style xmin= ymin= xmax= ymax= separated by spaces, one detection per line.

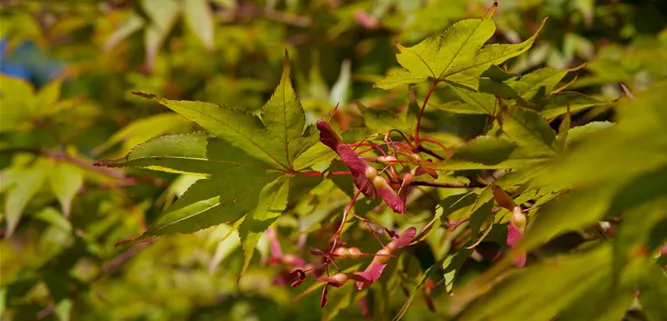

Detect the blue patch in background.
xmin=0 ymin=38 xmax=63 ymax=87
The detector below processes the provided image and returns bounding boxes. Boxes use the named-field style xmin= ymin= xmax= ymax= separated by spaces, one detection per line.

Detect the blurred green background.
xmin=1 ymin=0 xmax=666 ymax=320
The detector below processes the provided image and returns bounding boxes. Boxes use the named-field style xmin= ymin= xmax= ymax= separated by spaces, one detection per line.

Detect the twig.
xmin=410 ymin=181 xmax=467 ymax=188
xmin=414 ymin=80 xmax=440 ymax=147
xmin=217 ymin=5 xmax=312 ymax=27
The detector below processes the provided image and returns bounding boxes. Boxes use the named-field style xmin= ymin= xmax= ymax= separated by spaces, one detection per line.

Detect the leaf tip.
xmin=115 ymin=234 xmax=155 ymax=247
xmin=131 ymin=91 xmax=157 ymax=99
xmin=486 ymin=1 xmax=498 ymax=18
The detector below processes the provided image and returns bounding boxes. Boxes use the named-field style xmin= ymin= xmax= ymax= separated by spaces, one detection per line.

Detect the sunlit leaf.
xmin=183 ymin=0 xmax=214 ymax=50
xmin=499 ymin=106 xmax=557 ymax=155
xmin=375 ymin=6 xmax=546 ymax=89
xmin=238 ymin=176 xmax=290 ymax=275
xmin=3 ymin=165 xmax=47 ymax=236
xmin=141 ymin=0 xmax=181 ymax=70
xmin=49 ymin=161 xmax=83 ymax=218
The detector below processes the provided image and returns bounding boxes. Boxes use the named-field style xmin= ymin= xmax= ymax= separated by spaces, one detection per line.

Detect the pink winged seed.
xmin=377 ymin=184 xmax=405 ymax=214
xmin=317 ymin=120 xmax=378 ymax=199
xmin=507 ymin=221 xmax=527 ymax=267
xmin=317 ymin=120 xmax=410 ymax=213
xmin=354 ymin=227 xmax=416 ymax=289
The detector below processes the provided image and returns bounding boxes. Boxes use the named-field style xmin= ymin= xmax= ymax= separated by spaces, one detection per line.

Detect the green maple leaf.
xmin=375 ymin=5 xmax=546 ymax=90
xmin=105 ymin=54 xmax=319 ymax=267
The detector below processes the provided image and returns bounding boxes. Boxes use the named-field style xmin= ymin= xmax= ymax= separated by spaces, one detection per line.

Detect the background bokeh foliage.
xmin=1 ymin=0 xmax=666 ymax=320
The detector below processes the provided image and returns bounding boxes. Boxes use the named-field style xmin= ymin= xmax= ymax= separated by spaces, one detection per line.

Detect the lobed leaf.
xmin=375 ymin=6 xmax=546 ymax=89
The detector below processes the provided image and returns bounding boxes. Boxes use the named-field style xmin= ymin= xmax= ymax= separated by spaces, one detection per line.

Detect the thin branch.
xmin=414 ymin=80 xmax=439 ymax=147
xmin=410 ymin=181 xmax=467 ymax=188
xmin=217 ymin=5 xmax=312 ymax=27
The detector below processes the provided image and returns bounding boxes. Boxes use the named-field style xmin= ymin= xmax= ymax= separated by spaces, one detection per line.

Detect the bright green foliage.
xmin=112 ymin=54 xmax=320 ymax=272
xmin=375 ymin=7 xmax=546 ymax=90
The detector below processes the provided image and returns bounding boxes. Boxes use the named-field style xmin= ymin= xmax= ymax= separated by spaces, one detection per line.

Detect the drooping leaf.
xmin=103 ymin=13 xmax=145 ymax=51
xmin=329 ymin=59 xmax=352 ymax=106
xmin=3 ymin=165 xmax=48 ymax=236
xmin=183 ymin=0 xmax=214 ymax=50
xmin=48 ymin=161 xmax=83 ymax=218
xmin=238 ymin=176 xmax=290 ymax=275
xmin=141 ymin=0 xmax=181 ymax=70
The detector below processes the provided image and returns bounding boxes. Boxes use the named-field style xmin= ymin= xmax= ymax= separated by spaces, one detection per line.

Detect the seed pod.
xmin=330 ymin=272 xmax=349 ymax=284
xmin=511 ymin=207 xmax=526 ymax=229
xmin=375 ymin=248 xmax=392 ymax=264
xmin=333 ymin=247 xmax=349 ymax=258
xmin=364 ymin=166 xmax=378 ymax=180
xmin=372 ymin=176 xmax=387 ymax=188
xmin=378 ymin=155 xmax=399 ymax=165
xmin=348 ymin=247 xmax=362 ymax=259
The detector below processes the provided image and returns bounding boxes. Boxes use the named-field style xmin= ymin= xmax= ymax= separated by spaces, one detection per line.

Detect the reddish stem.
xmin=298 ymin=171 xmax=352 ymax=177
xmin=415 ymin=80 xmax=439 ymax=148
xmin=330 ymin=188 xmax=364 ymax=252
xmin=349 ymin=142 xmax=387 ymax=156
xmin=410 ymin=181 xmax=467 ymax=188
xmin=420 ymin=137 xmax=452 ymax=157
